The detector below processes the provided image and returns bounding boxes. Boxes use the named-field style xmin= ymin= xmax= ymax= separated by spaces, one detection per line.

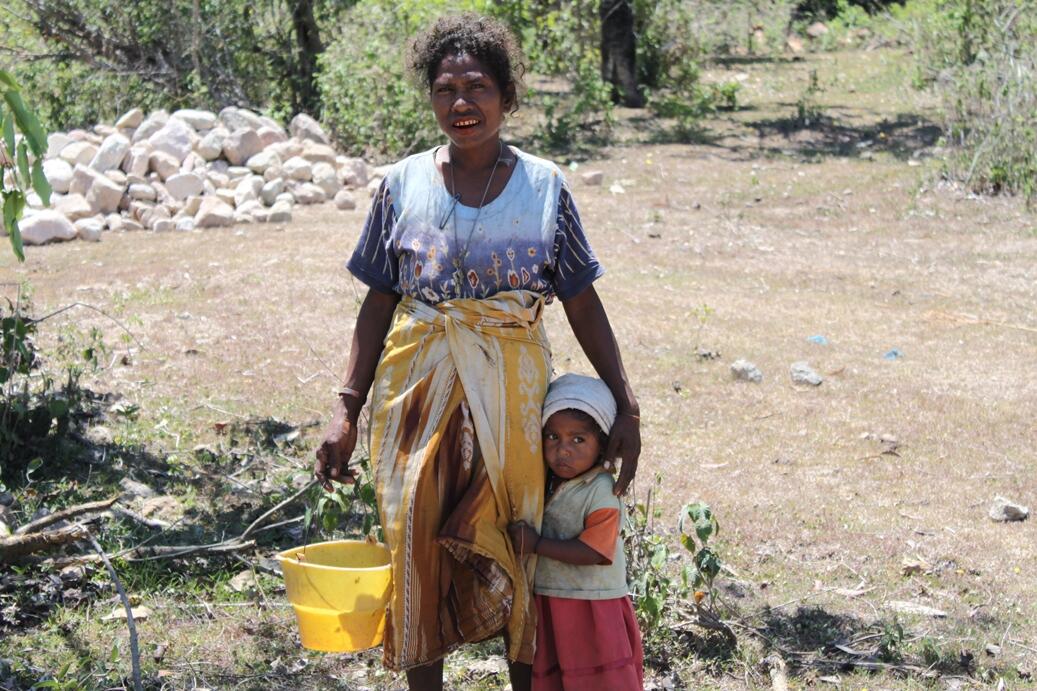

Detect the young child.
xmin=509 ymin=373 xmax=644 ymax=691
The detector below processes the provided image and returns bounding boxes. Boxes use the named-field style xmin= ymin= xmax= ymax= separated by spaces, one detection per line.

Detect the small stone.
xmin=132 ymin=110 xmax=169 ymax=144
xmin=175 ymin=217 xmax=196 ymax=232
xmin=54 ymin=193 xmax=94 ymax=221
xmin=128 ymin=183 xmax=158 ymax=202
xmin=47 ymin=132 xmax=72 ymax=159
xmin=141 ymin=495 xmax=181 ymax=519
xmin=267 ymin=201 xmax=292 ymax=223
xmin=147 ymin=118 xmax=196 ymax=163
xmin=218 ymin=106 xmax=265 ymax=132
xmin=151 ymin=219 xmax=175 ymax=233
xmin=289 ymin=113 xmax=331 ymax=144
xmin=581 ymin=170 xmax=604 ymax=186
xmin=884 ymin=600 xmax=947 ymax=618
xmin=989 ymin=496 xmax=1029 ymax=522
xmin=120 ymin=477 xmax=156 ymax=499
xmin=222 ymin=128 xmax=263 ymax=166
xmin=790 ymin=361 xmax=823 ymax=386
xmin=148 ymin=151 xmax=180 ymax=181
xmin=283 ymin=156 xmax=313 ymax=181
xmin=312 ymin=161 xmax=339 ymax=196
xmin=338 ymin=157 xmax=369 ymax=187
xmin=102 ymin=605 xmax=152 ymax=622
xmin=74 ymin=216 xmax=104 ymax=242
xmin=301 ymin=139 xmax=337 ymax=163
xmin=229 ymin=569 xmax=258 ymax=593
xmin=195 ymin=197 xmax=235 ymax=228
xmin=43 ymin=158 xmax=74 ymax=194
xmin=806 ymin=21 xmax=829 ymax=38
xmin=246 ymin=150 xmax=281 ymax=175
xmin=234 ymin=175 xmax=264 ymax=207
xmin=256 ymin=126 xmax=287 ymax=147
xmin=786 ymin=35 xmax=804 ymax=53
xmin=89 ymin=133 xmax=131 ymax=172
xmin=84 ymin=425 xmax=114 ymax=445
xmin=196 ymin=129 xmax=226 ymax=161
xmin=106 ymin=214 xmax=125 ymax=232
xmin=334 ymin=189 xmax=357 ymax=210
xmin=164 ymin=173 xmax=204 ymax=201
xmin=172 ymin=109 xmax=217 ymax=131
xmin=731 ymin=359 xmax=763 ymax=383
xmin=292 ymin=183 xmax=326 ymax=205
xmin=20 ymin=210 xmax=78 ymax=245
xmin=985 ymin=643 xmax=1001 ymax=656
xmin=115 ymin=108 xmax=145 ymax=130
xmin=261 ymin=178 xmax=285 ymax=206
xmin=60 ymin=141 xmax=98 ymax=167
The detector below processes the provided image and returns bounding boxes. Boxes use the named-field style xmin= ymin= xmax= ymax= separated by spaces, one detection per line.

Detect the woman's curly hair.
xmin=408 ymin=13 xmax=526 ymax=113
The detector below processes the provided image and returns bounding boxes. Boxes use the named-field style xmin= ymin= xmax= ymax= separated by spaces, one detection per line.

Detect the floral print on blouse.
xmin=347 ymin=147 xmax=603 ymax=304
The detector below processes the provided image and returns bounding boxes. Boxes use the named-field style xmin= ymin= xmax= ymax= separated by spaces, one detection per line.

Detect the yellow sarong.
xmin=368 ymin=290 xmax=551 ymax=670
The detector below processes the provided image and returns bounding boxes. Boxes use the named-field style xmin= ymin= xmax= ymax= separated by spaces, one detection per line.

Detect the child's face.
xmin=543 ymin=410 xmax=603 ymax=480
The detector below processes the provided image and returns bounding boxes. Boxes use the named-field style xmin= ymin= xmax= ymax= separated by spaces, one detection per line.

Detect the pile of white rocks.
xmin=13 ymin=107 xmax=376 ymax=245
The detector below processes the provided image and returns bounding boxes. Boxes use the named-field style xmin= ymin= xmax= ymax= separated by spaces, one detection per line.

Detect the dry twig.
xmin=86 ymin=529 xmax=143 ymax=691
xmin=14 ymin=496 xmax=119 ymax=535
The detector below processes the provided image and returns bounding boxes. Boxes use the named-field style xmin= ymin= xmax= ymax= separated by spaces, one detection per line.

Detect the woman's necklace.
xmin=445 ymin=141 xmax=504 ymax=293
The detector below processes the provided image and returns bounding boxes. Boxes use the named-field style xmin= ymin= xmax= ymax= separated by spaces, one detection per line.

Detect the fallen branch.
xmin=241 ymin=479 xmax=316 ymax=540
xmin=111 ymin=505 xmax=172 ymax=529
xmin=125 ymin=539 xmax=256 ymax=562
xmin=927 ymin=309 xmax=1037 ymax=335
xmin=14 ymin=496 xmax=119 ymax=535
xmin=1 ymin=524 xmax=88 ymax=563
xmin=86 ymin=529 xmax=143 ymax=691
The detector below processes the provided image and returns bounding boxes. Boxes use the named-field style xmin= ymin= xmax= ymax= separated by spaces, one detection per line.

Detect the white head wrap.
xmin=542 ymin=373 xmax=617 ymax=434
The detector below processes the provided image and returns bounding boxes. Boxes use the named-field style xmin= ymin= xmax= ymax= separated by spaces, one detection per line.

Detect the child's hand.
xmin=507 ymin=521 xmax=540 ymax=555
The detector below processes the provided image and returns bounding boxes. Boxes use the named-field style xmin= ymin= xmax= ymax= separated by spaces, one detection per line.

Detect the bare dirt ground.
xmin=2 ymin=49 xmax=1035 ymax=689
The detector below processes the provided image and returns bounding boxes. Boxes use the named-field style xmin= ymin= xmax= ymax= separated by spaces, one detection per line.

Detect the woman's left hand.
xmin=605 ymin=412 xmax=641 ymax=496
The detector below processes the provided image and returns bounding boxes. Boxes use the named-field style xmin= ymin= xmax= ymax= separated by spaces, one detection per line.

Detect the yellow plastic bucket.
xmin=277 ymin=539 xmax=392 ymax=653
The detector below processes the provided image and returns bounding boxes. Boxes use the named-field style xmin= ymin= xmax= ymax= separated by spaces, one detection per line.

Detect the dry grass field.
xmin=1 ymin=49 xmax=1035 ymax=689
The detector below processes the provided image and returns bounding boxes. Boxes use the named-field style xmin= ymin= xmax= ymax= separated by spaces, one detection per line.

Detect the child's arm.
xmin=508 ymin=522 xmax=608 ymax=566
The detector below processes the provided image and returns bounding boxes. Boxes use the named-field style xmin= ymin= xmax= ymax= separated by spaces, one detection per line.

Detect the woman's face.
xmin=543 ymin=410 xmax=603 ymax=480
xmin=430 ymin=52 xmax=511 ymax=152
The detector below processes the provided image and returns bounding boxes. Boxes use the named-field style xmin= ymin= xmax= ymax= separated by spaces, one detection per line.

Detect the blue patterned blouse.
xmin=347 ymin=146 xmax=603 ymax=304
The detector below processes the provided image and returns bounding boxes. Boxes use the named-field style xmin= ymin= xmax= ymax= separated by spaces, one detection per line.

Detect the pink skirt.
xmin=532 ymin=594 xmax=644 ymax=691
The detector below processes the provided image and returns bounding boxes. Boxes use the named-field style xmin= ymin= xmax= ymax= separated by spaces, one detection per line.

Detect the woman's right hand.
xmin=314 ymin=401 xmax=359 ymax=491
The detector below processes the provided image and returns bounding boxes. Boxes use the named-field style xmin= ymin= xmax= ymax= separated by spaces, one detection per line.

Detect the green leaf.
xmin=0 ymin=70 xmax=17 ymax=90
xmin=3 ymin=90 xmax=47 ymax=158
xmin=16 ymin=140 xmax=30 ymax=185
xmin=31 ymin=158 xmax=51 ymax=206
xmin=3 ymin=190 xmax=26 ymax=262
xmin=2 ymin=108 xmax=14 ymax=161
xmin=47 ymin=398 xmax=69 ymax=418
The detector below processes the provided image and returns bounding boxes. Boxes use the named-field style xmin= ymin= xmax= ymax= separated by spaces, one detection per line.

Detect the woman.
xmin=313 ymin=13 xmax=640 ymax=691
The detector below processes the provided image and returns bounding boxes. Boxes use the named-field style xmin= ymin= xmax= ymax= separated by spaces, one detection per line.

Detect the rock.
xmin=256 ymin=126 xmax=287 ymax=147
xmin=806 ymin=22 xmax=829 ymax=38
xmin=289 ymin=113 xmax=331 ymax=144
xmin=260 ymin=178 xmax=285 ymax=206
xmin=786 ymin=35 xmax=804 ymax=53
xmin=196 ymin=129 xmax=226 ymax=161
xmin=85 ymin=173 xmax=125 ymax=214
xmin=183 ymin=196 xmax=204 ymax=216
xmin=102 ymin=605 xmax=152 ymax=622
xmin=132 ymin=110 xmax=169 ymax=144
xmin=123 ymin=144 xmax=153 ymax=178
xmin=283 ymin=156 xmax=313 ymax=182
xmin=268 ymin=139 xmax=303 ymax=161
xmin=20 ymin=211 xmax=78 ymax=245
xmin=54 ymin=193 xmax=94 ymax=221
xmin=366 ymin=176 xmax=383 ymax=196
xmin=106 ymin=169 xmax=128 ymax=186
xmin=164 ymin=173 xmax=204 ymax=201
xmin=274 ymin=192 xmax=294 ymax=206
xmin=790 ymin=361 xmax=823 ymax=386
xmin=223 ymin=128 xmax=263 ymax=166
xmin=148 ymin=151 xmax=181 ymax=181
xmin=180 ymin=151 xmax=206 ymax=174
xmin=206 ymin=171 xmax=230 ymax=190
xmin=74 ymin=216 xmax=105 ymax=241
xmin=47 ymin=132 xmax=72 ymax=159
xmin=338 ymin=157 xmax=369 ymax=187
xmin=292 ymin=183 xmax=326 ymax=205
xmin=901 ymin=556 xmax=929 ymax=576
xmin=219 ymin=106 xmax=265 ymax=132
xmin=175 ymin=216 xmax=196 ymax=232
xmin=229 ymin=569 xmax=258 ymax=593
xmin=581 ymin=170 xmax=604 ymax=186
xmin=89 ymin=133 xmax=131 ymax=172
xmin=312 ymin=161 xmax=339 ymax=196
xmin=128 ymin=183 xmax=158 ymax=202
xmin=884 ymin=600 xmax=947 ymax=618
xmin=246 ymin=150 xmax=281 ymax=175
xmin=301 ymin=139 xmax=337 ymax=164
xmin=115 ymin=107 xmax=145 ymax=130
xmin=172 ymin=109 xmax=217 ymax=131
xmin=731 ymin=359 xmax=763 ymax=383
xmin=59 ymin=141 xmax=98 ymax=167
xmin=215 ymin=189 xmax=237 ymax=207
xmin=226 ymin=166 xmax=251 ymax=181
xmin=989 ymin=496 xmax=1029 ymax=523
xmin=151 ymin=218 xmax=175 ymax=232
xmin=195 ymin=197 xmax=235 ymax=228
xmin=148 ymin=118 xmax=196 ymax=163
xmin=234 ymin=175 xmax=264 ymax=207
xmin=334 ymin=189 xmax=357 ymax=210
xmin=262 ymin=165 xmax=283 ymax=183
xmin=267 ymin=200 xmax=292 ymax=223
xmin=141 ymin=495 xmax=181 ymax=519
xmin=106 ymin=213 xmax=126 ymax=232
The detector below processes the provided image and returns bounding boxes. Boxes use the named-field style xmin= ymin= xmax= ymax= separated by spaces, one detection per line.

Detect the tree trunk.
xmin=291 ymin=0 xmax=324 ymax=116
xmin=599 ymin=0 xmax=643 ymax=107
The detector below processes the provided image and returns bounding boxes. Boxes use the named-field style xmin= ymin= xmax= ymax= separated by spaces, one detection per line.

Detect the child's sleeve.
xmin=577 ymin=474 xmax=623 ymax=564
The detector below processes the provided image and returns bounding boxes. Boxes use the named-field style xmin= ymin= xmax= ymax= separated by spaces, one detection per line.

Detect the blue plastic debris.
xmin=807 ymin=335 xmax=829 ymax=346
xmin=883 ymin=348 xmax=903 ymax=360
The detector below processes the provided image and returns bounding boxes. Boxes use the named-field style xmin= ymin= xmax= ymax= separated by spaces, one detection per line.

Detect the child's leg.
xmin=406 ymin=659 xmax=444 ymax=691
xmin=508 ymin=660 xmax=532 ymax=691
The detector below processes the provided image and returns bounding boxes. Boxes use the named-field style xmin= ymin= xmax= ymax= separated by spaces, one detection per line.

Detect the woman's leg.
xmin=406 ymin=659 xmax=444 ymax=691
xmin=508 ymin=660 xmax=532 ymax=691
